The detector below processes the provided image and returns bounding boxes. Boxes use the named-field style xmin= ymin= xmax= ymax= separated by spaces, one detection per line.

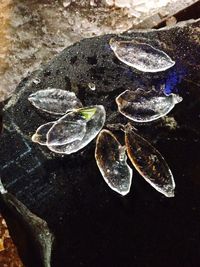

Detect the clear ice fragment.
xmin=47 ymin=105 xmax=106 ymax=154
xmin=110 ymin=39 xmax=175 ymax=72
xmin=28 ymin=88 xmax=83 ymax=115
xmin=125 ymin=127 xmax=175 ymax=197
xmin=32 ymin=122 xmax=55 ymax=145
xmin=0 ymin=179 xmax=7 ymax=194
xmin=95 ymin=130 xmax=132 ymax=196
xmin=47 ymin=114 xmax=87 ymax=146
xmin=116 ymin=89 xmax=182 ymax=122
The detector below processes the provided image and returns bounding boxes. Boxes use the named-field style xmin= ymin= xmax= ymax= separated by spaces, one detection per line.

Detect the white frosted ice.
xmin=110 ymin=39 xmax=175 ymax=72
xmin=28 ymin=88 xmax=83 ymax=115
xmin=116 ymin=89 xmax=182 ymax=122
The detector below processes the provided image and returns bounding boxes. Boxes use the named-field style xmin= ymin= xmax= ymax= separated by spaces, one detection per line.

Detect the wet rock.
xmin=0 ymin=215 xmax=24 ymax=266
xmin=0 ymin=181 xmax=54 ymax=267
xmin=1 ymin=0 xmax=177 ymax=101
xmin=0 ymin=19 xmax=200 ymax=267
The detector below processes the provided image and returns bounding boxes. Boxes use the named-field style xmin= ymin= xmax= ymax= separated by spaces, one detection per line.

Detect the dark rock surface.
xmin=0 ymin=19 xmax=200 ymax=267
xmin=0 ymin=190 xmax=53 ymax=267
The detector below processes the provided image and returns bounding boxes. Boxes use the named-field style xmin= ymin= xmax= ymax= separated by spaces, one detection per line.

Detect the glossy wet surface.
xmin=1 ymin=0 xmax=179 ymax=102
xmin=0 ymin=19 xmax=200 ymax=267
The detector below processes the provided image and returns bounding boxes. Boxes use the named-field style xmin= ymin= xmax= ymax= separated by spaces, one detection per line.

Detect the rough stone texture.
xmin=0 ymin=191 xmax=54 ymax=267
xmin=0 ymin=19 xmax=200 ymax=266
xmin=0 ymin=216 xmax=24 ymax=267
xmin=1 ymin=0 xmax=198 ymax=102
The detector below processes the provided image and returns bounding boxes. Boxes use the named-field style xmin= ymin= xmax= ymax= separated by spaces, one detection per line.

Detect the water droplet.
xmin=0 ymin=179 xmax=7 ymax=194
xmin=63 ymin=0 xmax=71 ymax=8
xmin=33 ymin=78 xmax=41 ymax=85
xmin=88 ymin=82 xmax=96 ymax=91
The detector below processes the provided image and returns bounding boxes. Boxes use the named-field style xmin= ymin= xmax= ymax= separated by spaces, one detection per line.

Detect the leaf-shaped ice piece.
xmin=110 ymin=39 xmax=175 ymax=72
xmin=47 ymin=105 xmax=106 ymax=154
xmin=32 ymin=122 xmax=55 ymax=145
xmin=47 ymin=115 xmax=87 ymax=146
xmin=116 ymin=89 xmax=182 ymax=122
xmin=125 ymin=127 xmax=175 ymax=197
xmin=28 ymin=88 xmax=83 ymax=115
xmin=95 ymin=130 xmax=132 ymax=196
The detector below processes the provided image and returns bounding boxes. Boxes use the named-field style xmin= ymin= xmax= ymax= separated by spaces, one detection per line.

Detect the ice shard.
xmin=125 ymin=127 xmax=175 ymax=197
xmin=47 ymin=105 xmax=106 ymax=154
xmin=95 ymin=129 xmax=132 ymax=196
xmin=116 ymin=89 xmax=182 ymax=122
xmin=28 ymin=88 xmax=83 ymax=115
xmin=110 ymin=39 xmax=175 ymax=73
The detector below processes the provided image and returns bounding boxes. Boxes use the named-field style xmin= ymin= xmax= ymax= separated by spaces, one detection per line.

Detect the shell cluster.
xmin=28 ymin=39 xmax=182 ymax=197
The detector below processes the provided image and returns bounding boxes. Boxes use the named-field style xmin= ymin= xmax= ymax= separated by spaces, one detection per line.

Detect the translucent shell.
xmin=95 ymin=129 xmax=132 ymax=196
xmin=28 ymin=88 xmax=83 ymax=115
xmin=46 ymin=113 xmax=87 ymax=146
xmin=47 ymin=121 xmax=86 ymax=146
xmin=32 ymin=122 xmax=55 ymax=145
xmin=47 ymin=105 xmax=106 ymax=154
xmin=116 ymin=89 xmax=182 ymax=122
xmin=125 ymin=127 xmax=175 ymax=197
xmin=110 ymin=39 xmax=175 ymax=73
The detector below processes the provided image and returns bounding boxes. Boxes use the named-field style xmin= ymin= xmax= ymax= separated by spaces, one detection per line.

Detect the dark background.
xmin=0 ymin=5 xmax=200 ymax=267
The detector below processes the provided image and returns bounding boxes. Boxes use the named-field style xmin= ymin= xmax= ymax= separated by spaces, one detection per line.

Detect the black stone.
xmin=0 ymin=19 xmax=200 ymax=267
xmin=0 ymin=191 xmax=53 ymax=267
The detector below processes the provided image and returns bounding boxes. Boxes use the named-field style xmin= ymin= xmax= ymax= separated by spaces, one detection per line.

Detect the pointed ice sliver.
xmin=95 ymin=130 xmax=132 ymax=196
xmin=110 ymin=39 xmax=175 ymax=73
xmin=125 ymin=127 xmax=175 ymax=197
xmin=47 ymin=105 xmax=106 ymax=154
xmin=116 ymin=89 xmax=182 ymax=122
xmin=28 ymin=88 xmax=83 ymax=115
